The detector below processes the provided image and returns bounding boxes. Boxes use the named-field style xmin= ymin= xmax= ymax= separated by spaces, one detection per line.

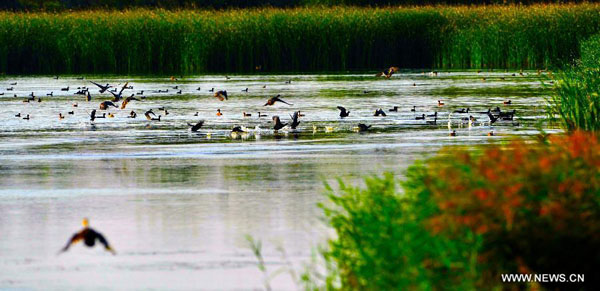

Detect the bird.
xmin=231 ymin=126 xmax=245 ymax=133
xmin=488 ymin=131 xmax=495 ymax=136
xmin=61 ymin=86 xmax=69 ymax=91
xmin=144 ymin=109 xmax=156 ymax=120
xmin=90 ymin=109 xmax=97 ymax=121
xmin=209 ymin=88 xmax=214 ymax=92
xmin=86 ymin=91 xmax=92 ymax=102
xmin=242 ymin=88 xmax=248 ymax=92
xmin=214 ymin=90 xmax=228 ymax=101
xmin=109 ymin=82 xmax=129 ymax=102
xmin=22 ymin=114 xmax=30 ymax=120
xmin=187 ymin=120 xmax=205 ymax=132
xmin=415 ymin=114 xmax=425 ymax=120
xmin=374 ymin=108 xmax=387 ymax=117
xmin=59 ymin=218 xmax=115 ymax=255
xmin=107 ymin=113 xmax=114 ymax=118
xmin=243 ymin=112 xmax=252 ymax=117
xmin=290 ymin=111 xmax=301 ymax=130
xmin=15 ymin=113 xmax=21 ymax=117
xmin=99 ymin=101 xmax=118 ymax=110
xmin=73 ymin=103 xmax=78 ymax=107
xmin=449 ymin=130 xmax=456 ymax=136
xmin=272 ymin=116 xmax=287 ymax=130
xmin=46 ymin=92 xmax=53 ymax=96
xmin=120 ymin=95 xmax=140 ymax=109
xmin=90 ymin=81 xmax=112 ymax=93
xmin=487 ymin=112 xmax=498 ymax=124
xmin=216 ymin=109 xmax=222 ymax=116
xmin=504 ymin=100 xmax=512 ymax=105
xmin=193 ymin=112 xmax=199 ymax=116
xmin=453 ymin=108 xmax=469 ymax=113
xmin=357 ymin=123 xmax=371 ymax=132
xmin=68 ymin=111 xmax=74 ymax=115
xmin=410 ymin=106 xmax=416 ymax=112
xmin=389 ymin=106 xmax=399 ymax=112
xmin=427 ymin=111 xmax=438 ymax=118
xmin=258 ymin=112 xmax=267 ymax=118
xmin=337 ymin=106 xmax=350 ymax=118
xmin=264 ymin=95 xmax=292 ymax=106
xmin=438 ymin=100 xmax=445 ymax=106
xmin=376 ymin=66 xmax=399 ymax=79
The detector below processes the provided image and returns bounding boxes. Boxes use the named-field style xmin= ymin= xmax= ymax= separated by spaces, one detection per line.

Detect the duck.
xmin=214 ymin=90 xmax=228 ymax=101
xmin=144 ymin=109 xmax=156 ymax=120
xmin=46 ymin=92 xmax=53 ymax=96
xmin=231 ymin=126 xmax=245 ymax=133
xmin=376 ymin=66 xmax=399 ymax=79
xmin=73 ymin=103 xmax=78 ymax=107
xmin=187 ymin=120 xmax=205 ymax=132
xmin=272 ymin=116 xmax=287 ymax=131
xmin=129 ymin=111 xmax=137 ymax=118
xmin=22 ymin=114 xmax=30 ymax=120
xmin=389 ymin=106 xmax=399 ymax=112
xmin=216 ymin=109 xmax=222 ymax=116
xmin=337 ymin=106 xmax=350 ymax=118
xmin=453 ymin=108 xmax=469 ymax=114
xmin=374 ymin=108 xmax=387 ymax=117
xmin=290 ymin=111 xmax=301 ymax=130
xmin=487 ymin=112 xmax=498 ymax=124
xmin=410 ymin=106 xmax=416 ymax=112
xmin=415 ymin=114 xmax=425 ymax=120
xmin=121 ymin=95 xmax=140 ymax=109
xmin=438 ymin=100 xmax=444 ymax=106
xmin=449 ymin=130 xmax=456 ymax=136
xmin=357 ymin=123 xmax=371 ymax=132
xmin=264 ymin=94 xmax=292 ymax=106
xmin=258 ymin=112 xmax=267 ymax=118
xmin=68 ymin=111 xmax=74 ymax=115
xmin=61 ymin=86 xmax=69 ymax=91
xmin=15 ymin=113 xmax=21 ymax=118
xmin=242 ymin=88 xmax=248 ymax=92
xmin=209 ymin=88 xmax=214 ymax=92
xmin=503 ymin=100 xmax=512 ymax=105
xmin=59 ymin=218 xmax=115 ymax=255
xmin=99 ymin=101 xmax=118 ymax=110
xmin=193 ymin=112 xmax=199 ymax=117
xmin=90 ymin=81 xmax=112 ymax=93
xmin=243 ymin=112 xmax=252 ymax=117
xmin=107 ymin=113 xmax=115 ymax=118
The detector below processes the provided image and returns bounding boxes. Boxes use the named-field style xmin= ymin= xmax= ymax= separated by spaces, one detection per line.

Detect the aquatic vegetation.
xmin=0 ymin=4 xmax=599 ymax=74
xmin=550 ymin=35 xmax=600 ymax=131
xmin=316 ymin=131 xmax=600 ymax=289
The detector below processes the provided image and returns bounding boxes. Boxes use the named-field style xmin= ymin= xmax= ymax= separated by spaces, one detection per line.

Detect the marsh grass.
xmin=1 ymin=4 xmax=599 ymax=74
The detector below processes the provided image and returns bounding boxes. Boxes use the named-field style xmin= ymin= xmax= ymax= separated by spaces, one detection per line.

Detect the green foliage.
xmin=0 ymin=4 xmax=599 ymax=74
xmin=550 ymin=34 xmax=600 ymax=131
xmin=318 ymin=132 xmax=600 ymax=289
xmin=318 ymin=173 xmax=480 ymax=290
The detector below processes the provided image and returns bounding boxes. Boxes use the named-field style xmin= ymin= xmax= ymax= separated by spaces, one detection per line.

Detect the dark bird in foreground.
xmin=214 ymin=90 xmax=228 ymax=101
xmin=59 ymin=218 xmax=115 ymax=255
xmin=129 ymin=111 xmax=137 ymax=118
xmin=337 ymin=106 xmax=350 ymax=118
xmin=272 ymin=116 xmax=287 ymax=130
xmin=290 ymin=111 xmax=301 ymax=130
xmin=357 ymin=123 xmax=371 ymax=132
xmin=86 ymin=91 xmax=92 ymax=102
xmin=376 ymin=66 xmax=399 ymax=79
xmin=99 ymin=101 xmax=118 ymax=110
xmin=145 ymin=109 xmax=160 ymax=121
xmin=487 ymin=112 xmax=498 ymax=124
xmin=120 ymin=95 xmax=140 ymax=109
xmin=264 ymin=95 xmax=292 ymax=106
xmin=188 ymin=120 xmax=205 ymax=132
xmin=90 ymin=81 xmax=112 ymax=93
xmin=90 ymin=109 xmax=97 ymax=121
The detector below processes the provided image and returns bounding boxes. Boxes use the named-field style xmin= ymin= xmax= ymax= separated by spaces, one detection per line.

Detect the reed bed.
xmin=0 ymin=4 xmax=599 ymax=74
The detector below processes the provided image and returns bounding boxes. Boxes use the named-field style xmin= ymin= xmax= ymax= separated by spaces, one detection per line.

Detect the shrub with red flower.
xmin=408 ymin=131 xmax=600 ymax=288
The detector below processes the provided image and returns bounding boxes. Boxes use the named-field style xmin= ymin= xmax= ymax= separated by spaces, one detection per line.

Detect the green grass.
xmin=0 ymin=4 xmax=599 ymax=74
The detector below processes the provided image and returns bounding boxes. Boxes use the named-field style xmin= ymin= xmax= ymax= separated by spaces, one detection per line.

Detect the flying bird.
xmin=109 ymin=82 xmax=129 ymax=102
xmin=187 ymin=120 xmax=205 ymax=132
xmin=376 ymin=66 xmax=399 ymax=79
xmin=59 ymin=218 xmax=115 ymax=255
xmin=337 ymin=106 xmax=350 ymax=118
xmin=272 ymin=116 xmax=287 ymax=130
xmin=120 ymin=95 xmax=140 ymax=109
xmin=214 ymin=90 xmax=228 ymax=101
xmin=99 ymin=101 xmax=118 ymax=110
xmin=290 ymin=111 xmax=301 ymax=130
xmin=90 ymin=81 xmax=112 ymax=93
xmin=264 ymin=95 xmax=292 ymax=106
xmin=357 ymin=123 xmax=371 ymax=132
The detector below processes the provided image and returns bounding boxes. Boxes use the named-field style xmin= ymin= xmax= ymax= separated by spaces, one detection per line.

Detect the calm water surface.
xmin=0 ymin=72 xmax=556 ymax=290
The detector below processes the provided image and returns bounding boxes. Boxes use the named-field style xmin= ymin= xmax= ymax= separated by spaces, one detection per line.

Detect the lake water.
xmin=0 ymin=72 xmax=556 ymax=290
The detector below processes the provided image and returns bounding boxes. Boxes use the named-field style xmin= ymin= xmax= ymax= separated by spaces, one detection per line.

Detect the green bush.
xmin=316 ymin=132 xmax=600 ymax=289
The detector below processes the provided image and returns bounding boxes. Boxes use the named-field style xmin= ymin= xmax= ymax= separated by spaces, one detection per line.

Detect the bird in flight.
xmin=59 ymin=218 xmax=116 ymax=255
xmin=214 ymin=90 xmax=228 ymax=101
xmin=337 ymin=106 xmax=350 ymax=118
xmin=376 ymin=67 xmax=399 ymax=79
xmin=264 ymin=95 xmax=292 ymax=106
xmin=90 ymin=81 xmax=112 ymax=94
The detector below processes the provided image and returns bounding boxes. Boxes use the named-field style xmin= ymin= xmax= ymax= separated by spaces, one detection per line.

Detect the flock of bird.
xmin=6 ymin=68 xmax=527 ymax=140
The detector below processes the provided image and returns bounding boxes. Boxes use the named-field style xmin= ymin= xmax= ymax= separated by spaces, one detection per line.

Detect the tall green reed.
xmin=0 ymin=4 xmax=598 ymax=75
